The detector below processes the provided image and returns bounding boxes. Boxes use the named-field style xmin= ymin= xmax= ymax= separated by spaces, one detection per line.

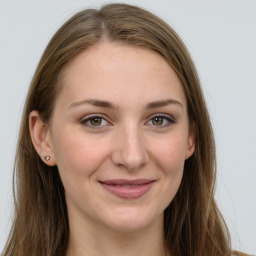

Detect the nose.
xmin=111 ymin=124 xmax=149 ymax=171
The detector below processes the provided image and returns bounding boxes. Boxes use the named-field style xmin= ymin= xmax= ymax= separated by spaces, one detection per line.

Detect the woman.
xmin=1 ymin=3 xmax=249 ymax=256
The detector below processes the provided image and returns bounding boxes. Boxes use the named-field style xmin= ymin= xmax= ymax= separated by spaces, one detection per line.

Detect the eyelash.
xmin=81 ymin=113 xmax=176 ymax=129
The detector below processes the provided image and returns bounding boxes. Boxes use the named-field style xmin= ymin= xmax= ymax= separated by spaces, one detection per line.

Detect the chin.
xmin=102 ymin=206 xmax=163 ymax=233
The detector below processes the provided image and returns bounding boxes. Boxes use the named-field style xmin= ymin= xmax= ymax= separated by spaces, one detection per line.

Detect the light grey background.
xmin=0 ymin=0 xmax=255 ymax=254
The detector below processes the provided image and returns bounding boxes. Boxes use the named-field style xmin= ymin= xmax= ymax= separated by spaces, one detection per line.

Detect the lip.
xmin=99 ymin=179 xmax=155 ymax=199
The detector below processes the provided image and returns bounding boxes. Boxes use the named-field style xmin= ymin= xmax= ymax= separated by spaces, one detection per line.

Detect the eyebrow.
xmin=68 ymin=98 xmax=183 ymax=110
xmin=146 ymin=99 xmax=183 ymax=109
xmin=69 ymin=99 xmax=117 ymax=109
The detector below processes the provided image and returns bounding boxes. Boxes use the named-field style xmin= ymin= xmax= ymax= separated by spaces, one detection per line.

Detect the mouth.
xmin=99 ymin=179 xmax=155 ymax=199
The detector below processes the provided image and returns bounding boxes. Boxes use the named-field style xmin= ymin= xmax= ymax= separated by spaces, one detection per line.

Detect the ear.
xmin=29 ymin=110 xmax=56 ymax=166
xmin=185 ymin=121 xmax=196 ymax=159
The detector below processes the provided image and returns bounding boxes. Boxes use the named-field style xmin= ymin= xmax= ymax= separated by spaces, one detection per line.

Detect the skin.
xmin=30 ymin=42 xmax=195 ymax=256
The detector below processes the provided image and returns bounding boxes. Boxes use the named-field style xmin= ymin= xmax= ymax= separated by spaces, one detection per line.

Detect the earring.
xmin=44 ymin=156 xmax=50 ymax=161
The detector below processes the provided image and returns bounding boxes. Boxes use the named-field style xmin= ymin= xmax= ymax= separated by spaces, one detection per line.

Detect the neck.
xmin=66 ymin=211 xmax=170 ymax=256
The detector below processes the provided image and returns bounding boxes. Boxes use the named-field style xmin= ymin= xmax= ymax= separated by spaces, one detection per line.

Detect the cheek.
xmin=52 ymin=130 xmax=110 ymax=180
xmin=151 ymin=133 xmax=188 ymax=174
xmin=145 ymin=133 xmax=187 ymax=213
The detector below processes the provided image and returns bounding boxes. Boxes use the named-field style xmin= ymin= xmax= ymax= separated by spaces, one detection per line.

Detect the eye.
xmin=147 ymin=114 xmax=175 ymax=128
xmin=81 ymin=115 xmax=110 ymax=129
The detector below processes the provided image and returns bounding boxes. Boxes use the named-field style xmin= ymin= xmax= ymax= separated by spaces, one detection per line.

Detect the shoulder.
xmin=232 ymin=252 xmax=255 ymax=256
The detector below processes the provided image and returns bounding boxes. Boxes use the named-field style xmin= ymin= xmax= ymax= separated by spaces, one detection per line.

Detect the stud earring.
xmin=44 ymin=156 xmax=50 ymax=161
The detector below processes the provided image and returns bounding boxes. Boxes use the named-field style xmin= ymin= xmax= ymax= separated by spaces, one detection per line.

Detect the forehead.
xmin=57 ymin=42 xmax=187 ymax=110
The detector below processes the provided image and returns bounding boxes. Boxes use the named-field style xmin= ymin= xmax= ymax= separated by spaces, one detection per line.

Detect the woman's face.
xmin=48 ymin=42 xmax=195 ymax=232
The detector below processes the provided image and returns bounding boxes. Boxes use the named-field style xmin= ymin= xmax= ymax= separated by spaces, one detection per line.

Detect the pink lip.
xmin=99 ymin=179 xmax=155 ymax=199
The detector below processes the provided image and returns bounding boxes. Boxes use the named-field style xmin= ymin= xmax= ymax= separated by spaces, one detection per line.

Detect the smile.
xmin=99 ymin=179 xmax=155 ymax=199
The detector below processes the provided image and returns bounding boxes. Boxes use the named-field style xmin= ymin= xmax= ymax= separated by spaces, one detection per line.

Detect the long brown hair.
xmin=1 ymin=3 xmax=246 ymax=256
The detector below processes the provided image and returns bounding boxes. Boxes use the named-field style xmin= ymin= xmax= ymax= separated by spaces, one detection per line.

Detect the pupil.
xmin=153 ymin=117 xmax=163 ymax=125
xmin=91 ymin=118 xmax=102 ymax=126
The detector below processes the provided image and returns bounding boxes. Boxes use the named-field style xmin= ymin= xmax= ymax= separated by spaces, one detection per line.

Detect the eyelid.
xmin=81 ymin=113 xmax=108 ymax=120
xmin=149 ymin=113 xmax=175 ymax=120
